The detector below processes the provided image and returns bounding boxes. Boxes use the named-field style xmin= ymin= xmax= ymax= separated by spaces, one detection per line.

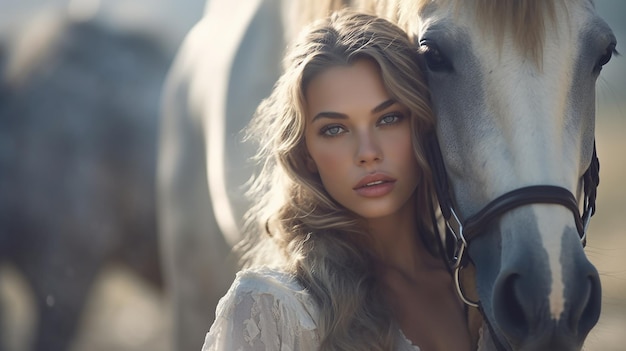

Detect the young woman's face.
xmin=304 ymin=59 xmax=420 ymax=221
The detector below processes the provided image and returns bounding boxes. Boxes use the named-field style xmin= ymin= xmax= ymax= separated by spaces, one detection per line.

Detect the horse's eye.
xmin=419 ymin=40 xmax=452 ymax=72
xmin=596 ymin=42 xmax=617 ymax=70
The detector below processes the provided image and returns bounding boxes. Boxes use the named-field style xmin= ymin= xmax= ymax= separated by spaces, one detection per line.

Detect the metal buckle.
xmin=446 ymin=206 xmax=469 ymax=269
xmin=581 ymin=203 xmax=593 ymax=245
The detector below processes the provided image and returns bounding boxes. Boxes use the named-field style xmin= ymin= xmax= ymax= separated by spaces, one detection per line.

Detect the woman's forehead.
xmin=304 ymin=59 xmax=392 ymax=118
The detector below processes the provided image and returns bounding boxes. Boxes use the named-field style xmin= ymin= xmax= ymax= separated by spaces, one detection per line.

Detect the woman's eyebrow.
xmin=371 ymin=99 xmax=396 ymax=113
xmin=312 ymin=111 xmax=347 ymax=122
xmin=312 ymin=99 xmax=397 ymax=122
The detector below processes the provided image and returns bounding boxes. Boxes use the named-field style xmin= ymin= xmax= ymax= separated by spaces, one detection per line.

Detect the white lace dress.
xmin=202 ymin=267 xmax=494 ymax=351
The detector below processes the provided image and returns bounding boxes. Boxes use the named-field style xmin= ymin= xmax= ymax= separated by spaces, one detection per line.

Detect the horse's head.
xmin=405 ymin=0 xmax=617 ymax=349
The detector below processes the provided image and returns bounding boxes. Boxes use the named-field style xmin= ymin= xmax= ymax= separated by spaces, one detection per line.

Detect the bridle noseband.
xmin=426 ymin=133 xmax=600 ymax=307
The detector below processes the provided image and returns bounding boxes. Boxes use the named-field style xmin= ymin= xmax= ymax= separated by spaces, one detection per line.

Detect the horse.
xmin=0 ymin=10 xmax=171 ymax=351
xmin=158 ymin=0 xmax=617 ymax=349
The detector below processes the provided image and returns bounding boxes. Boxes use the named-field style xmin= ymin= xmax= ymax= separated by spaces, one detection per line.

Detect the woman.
xmin=203 ymin=10 xmax=473 ymax=351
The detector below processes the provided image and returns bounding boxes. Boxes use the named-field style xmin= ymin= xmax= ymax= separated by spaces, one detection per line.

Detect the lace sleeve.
xmin=202 ymin=269 xmax=319 ymax=351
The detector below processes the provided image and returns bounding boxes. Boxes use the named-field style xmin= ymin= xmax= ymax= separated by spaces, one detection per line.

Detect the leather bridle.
xmin=426 ymin=133 xmax=600 ymax=307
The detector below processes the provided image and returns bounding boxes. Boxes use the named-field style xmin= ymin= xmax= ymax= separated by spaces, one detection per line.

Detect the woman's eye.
xmin=321 ymin=125 xmax=345 ymax=136
xmin=379 ymin=114 xmax=402 ymax=125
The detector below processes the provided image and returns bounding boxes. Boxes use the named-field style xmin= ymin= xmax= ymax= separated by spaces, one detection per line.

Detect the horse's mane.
xmin=292 ymin=0 xmax=567 ymax=66
xmin=466 ymin=0 xmax=560 ymax=65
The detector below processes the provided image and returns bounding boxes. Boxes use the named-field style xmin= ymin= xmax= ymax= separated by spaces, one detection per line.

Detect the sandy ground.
xmin=0 ymin=265 xmax=171 ymax=351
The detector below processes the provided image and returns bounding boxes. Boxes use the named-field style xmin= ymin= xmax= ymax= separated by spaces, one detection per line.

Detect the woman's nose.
xmin=356 ymin=131 xmax=383 ymax=164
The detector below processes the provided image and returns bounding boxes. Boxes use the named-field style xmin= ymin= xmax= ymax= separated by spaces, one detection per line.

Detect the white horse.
xmin=157 ymin=1 xmax=286 ymax=349
xmin=158 ymin=0 xmax=617 ymax=350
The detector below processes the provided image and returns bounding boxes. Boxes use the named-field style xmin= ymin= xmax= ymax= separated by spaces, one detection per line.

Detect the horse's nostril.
xmin=494 ymin=273 xmax=529 ymax=343
xmin=490 ymin=256 xmax=602 ymax=349
xmin=576 ymin=274 xmax=602 ymax=336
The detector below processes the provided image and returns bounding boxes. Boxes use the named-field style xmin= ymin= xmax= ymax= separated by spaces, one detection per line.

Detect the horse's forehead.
xmin=414 ymin=0 xmax=597 ymax=49
xmin=413 ymin=0 xmax=603 ymax=98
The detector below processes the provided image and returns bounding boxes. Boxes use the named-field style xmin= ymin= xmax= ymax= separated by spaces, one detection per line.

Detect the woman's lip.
xmin=353 ymin=173 xmax=397 ymax=197
xmin=354 ymin=173 xmax=396 ymax=190
xmin=353 ymin=179 xmax=396 ymax=198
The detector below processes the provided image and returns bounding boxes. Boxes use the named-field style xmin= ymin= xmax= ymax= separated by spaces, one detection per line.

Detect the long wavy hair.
xmin=240 ymin=10 xmax=437 ymax=350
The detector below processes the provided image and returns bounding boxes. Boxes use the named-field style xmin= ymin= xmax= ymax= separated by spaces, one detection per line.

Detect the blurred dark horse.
xmin=0 ymin=11 xmax=170 ymax=351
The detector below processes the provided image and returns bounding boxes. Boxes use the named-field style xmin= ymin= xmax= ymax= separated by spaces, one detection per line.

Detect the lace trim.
xmin=204 ymin=267 xmax=494 ymax=351
xmin=398 ymin=329 xmax=422 ymax=351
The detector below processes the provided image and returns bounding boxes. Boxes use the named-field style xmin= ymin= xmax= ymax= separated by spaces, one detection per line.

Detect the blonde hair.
xmin=290 ymin=0 xmax=563 ymax=66
xmin=241 ymin=10 xmax=437 ymax=350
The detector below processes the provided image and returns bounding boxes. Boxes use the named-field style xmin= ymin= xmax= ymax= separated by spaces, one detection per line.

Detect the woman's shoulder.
xmin=232 ymin=267 xmax=315 ymax=305
xmin=220 ymin=266 xmax=319 ymax=324
xmin=231 ymin=266 xmax=307 ymax=298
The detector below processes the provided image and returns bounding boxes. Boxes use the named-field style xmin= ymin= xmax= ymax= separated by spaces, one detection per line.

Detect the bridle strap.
xmin=463 ymin=185 xmax=583 ymax=242
xmin=427 ymin=133 xmax=454 ymax=220
xmin=426 ymin=133 xmax=599 ymax=254
xmin=425 ymin=131 xmax=599 ymax=288
xmin=582 ymin=144 xmax=600 ymax=246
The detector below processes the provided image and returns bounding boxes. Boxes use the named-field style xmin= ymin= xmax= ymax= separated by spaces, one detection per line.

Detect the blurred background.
xmin=0 ymin=1 xmax=624 ymax=350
